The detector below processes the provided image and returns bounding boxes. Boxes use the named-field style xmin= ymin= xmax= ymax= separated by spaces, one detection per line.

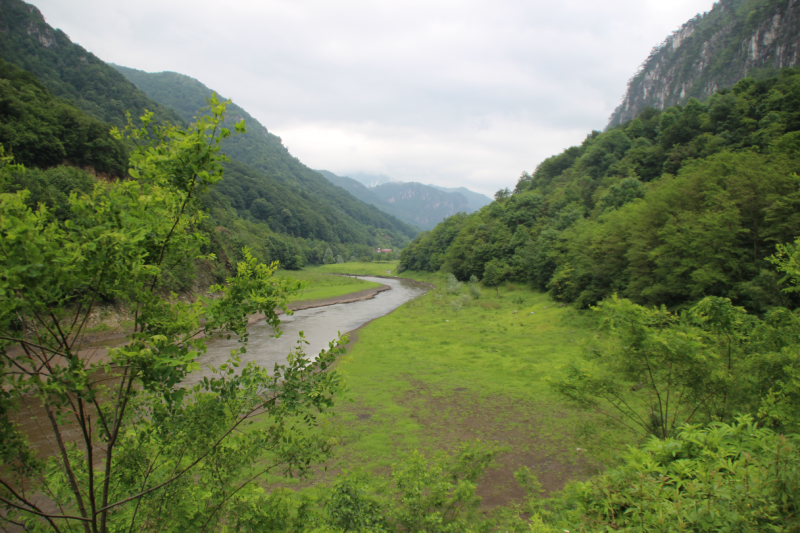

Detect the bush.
xmin=446 ymin=273 xmax=463 ymax=294
xmin=555 ymin=417 xmax=800 ymax=532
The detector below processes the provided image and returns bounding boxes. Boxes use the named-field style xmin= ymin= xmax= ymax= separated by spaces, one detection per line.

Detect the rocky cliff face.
xmin=608 ymin=0 xmax=800 ymax=128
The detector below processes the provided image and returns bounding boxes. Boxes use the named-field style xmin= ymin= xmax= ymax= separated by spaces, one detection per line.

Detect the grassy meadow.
xmin=310 ymin=261 xmax=401 ymax=277
xmin=271 ymin=265 xmax=638 ymax=508
xmin=279 ymin=266 xmax=384 ymax=304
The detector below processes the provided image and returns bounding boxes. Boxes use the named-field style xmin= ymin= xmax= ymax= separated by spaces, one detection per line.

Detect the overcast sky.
xmin=34 ymin=0 xmax=715 ymax=196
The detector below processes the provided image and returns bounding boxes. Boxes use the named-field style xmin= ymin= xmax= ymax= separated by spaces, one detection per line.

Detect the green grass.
xmin=280 ymin=266 xmax=384 ymax=303
xmin=310 ymin=261 xmax=401 ymax=277
xmin=267 ymin=275 xmax=637 ymax=505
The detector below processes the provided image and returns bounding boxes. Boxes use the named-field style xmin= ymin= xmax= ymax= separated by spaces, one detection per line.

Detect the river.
xmin=15 ymin=275 xmax=429 ymax=457
xmin=187 ymin=275 xmax=429 ymax=385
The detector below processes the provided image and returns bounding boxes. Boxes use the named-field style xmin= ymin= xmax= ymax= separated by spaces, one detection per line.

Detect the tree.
xmin=0 ymin=98 xmax=345 ymax=532
xmin=493 ymin=187 xmax=511 ymax=202
xmin=482 ymin=259 xmax=508 ymax=298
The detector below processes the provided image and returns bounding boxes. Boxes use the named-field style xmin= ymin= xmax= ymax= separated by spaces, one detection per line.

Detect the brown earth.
xmin=337 ymin=378 xmax=596 ymax=510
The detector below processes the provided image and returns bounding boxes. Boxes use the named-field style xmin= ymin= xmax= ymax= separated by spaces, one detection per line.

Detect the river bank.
xmin=263 ymin=269 xmax=636 ymax=511
xmin=6 ymin=275 xmax=396 ymax=367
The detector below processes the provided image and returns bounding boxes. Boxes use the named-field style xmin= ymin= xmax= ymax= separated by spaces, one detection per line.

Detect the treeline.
xmin=401 ymin=69 xmax=800 ymax=312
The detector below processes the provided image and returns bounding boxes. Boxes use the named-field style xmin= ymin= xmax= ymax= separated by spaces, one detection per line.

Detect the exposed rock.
xmin=608 ymin=0 xmax=800 ymax=128
xmin=26 ymin=20 xmax=57 ymax=48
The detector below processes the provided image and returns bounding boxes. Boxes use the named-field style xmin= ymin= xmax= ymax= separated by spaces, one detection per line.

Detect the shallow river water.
xmin=16 ymin=276 xmax=429 ymax=456
xmin=187 ymin=275 xmax=429 ymax=385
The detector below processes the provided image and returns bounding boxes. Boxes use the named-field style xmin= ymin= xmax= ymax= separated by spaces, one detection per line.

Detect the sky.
xmin=34 ymin=0 xmax=715 ymax=196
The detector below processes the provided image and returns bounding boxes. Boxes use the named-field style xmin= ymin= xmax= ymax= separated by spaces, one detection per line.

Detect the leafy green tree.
xmin=552 ymin=295 xmax=757 ymax=438
xmin=482 ymin=259 xmax=509 ymax=298
xmin=468 ymin=275 xmax=481 ymax=299
xmin=0 ymin=99 xmax=345 ymax=532
xmin=391 ymin=444 xmax=495 ymax=533
xmin=555 ymin=417 xmax=800 ymax=532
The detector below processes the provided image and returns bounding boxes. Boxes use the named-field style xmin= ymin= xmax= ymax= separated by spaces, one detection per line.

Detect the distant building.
xmin=376 ymin=248 xmax=393 ymax=253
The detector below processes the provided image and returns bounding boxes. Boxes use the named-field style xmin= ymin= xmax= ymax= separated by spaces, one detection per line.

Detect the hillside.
xmin=316 ymin=170 xmax=489 ymax=230
xmin=112 ymin=66 xmax=418 ymax=245
xmin=402 ymin=69 xmax=800 ymax=313
xmin=0 ymin=0 xmax=184 ymax=128
xmin=369 ymin=181 xmax=471 ymax=230
xmin=427 ymin=184 xmax=492 ymax=211
xmin=608 ymin=0 xmax=800 ymax=127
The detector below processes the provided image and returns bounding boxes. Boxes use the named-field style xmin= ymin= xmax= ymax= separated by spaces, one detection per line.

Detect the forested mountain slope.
xmin=608 ymin=0 xmax=800 ymax=128
xmin=316 ymin=169 xmax=488 ymax=230
xmin=427 ymin=184 xmax=493 ymax=211
xmin=368 ymin=181 xmax=471 ymax=230
xmin=0 ymin=0 xmax=184 ymax=128
xmin=112 ymin=65 xmax=418 ymax=244
xmin=402 ymin=70 xmax=800 ymax=313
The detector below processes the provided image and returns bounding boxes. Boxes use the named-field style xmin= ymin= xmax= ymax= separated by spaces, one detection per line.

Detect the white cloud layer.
xmin=34 ymin=0 xmax=715 ymax=195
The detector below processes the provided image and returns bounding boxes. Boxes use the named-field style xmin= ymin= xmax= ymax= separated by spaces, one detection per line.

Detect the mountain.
xmin=369 ymin=182 xmax=471 ymax=230
xmin=0 ymin=0 xmax=418 ymax=273
xmin=345 ymin=171 xmax=394 ymax=188
xmin=112 ymin=65 xmax=418 ymax=247
xmin=0 ymin=1 xmax=184 ymax=128
xmin=608 ymin=0 xmax=800 ymax=128
xmin=317 ymin=171 xmax=480 ymax=230
xmin=315 ymin=170 xmax=411 ymax=223
xmin=426 ymin=185 xmax=492 ymax=211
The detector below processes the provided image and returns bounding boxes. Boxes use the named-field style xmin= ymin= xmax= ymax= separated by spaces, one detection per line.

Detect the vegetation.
xmin=0 ymin=101 xmax=348 ymax=532
xmin=401 ymin=69 xmax=800 ymax=313
xmin=2 ymin=2 xmax=800 ymax=528
xmin=0 ymin=0 xmax=184 ymax=129
xmin=0 ymin=59 xmax=126 ymax=175
xmin=283 ymin=267 xmax=383 ymax=303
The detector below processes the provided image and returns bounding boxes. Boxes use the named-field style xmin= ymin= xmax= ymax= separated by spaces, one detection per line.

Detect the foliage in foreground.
xmin=550 ymin=418 xmax=800 ymax=532
xmin=0 ymin=98 xmax=345 ymax=532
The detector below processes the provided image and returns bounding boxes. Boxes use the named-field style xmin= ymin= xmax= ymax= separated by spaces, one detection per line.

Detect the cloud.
xmin=33 ymin=0 xmax=715 ymax=193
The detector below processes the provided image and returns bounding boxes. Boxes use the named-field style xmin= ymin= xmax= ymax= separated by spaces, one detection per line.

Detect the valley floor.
xmin=273 ymin=266 xmax=639 ymax=509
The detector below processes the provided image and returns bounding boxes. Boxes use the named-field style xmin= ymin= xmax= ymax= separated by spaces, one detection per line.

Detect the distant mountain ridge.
xmin=608 ymin=0 xmax=800 ymax=128
xmin=111 ymin=65 xmax=417 ymax=245
xmin=317 ymin=171 xmax=490 ymax=230
xmin=426 ymin=184 xmax=492 ymax=212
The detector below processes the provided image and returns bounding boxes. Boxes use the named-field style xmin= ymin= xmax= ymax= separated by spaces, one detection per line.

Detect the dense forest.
xmin=402 ymin=68 xmax=800 ymax=313
xmin=0 ymin=0 xmax=417 ymax=278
